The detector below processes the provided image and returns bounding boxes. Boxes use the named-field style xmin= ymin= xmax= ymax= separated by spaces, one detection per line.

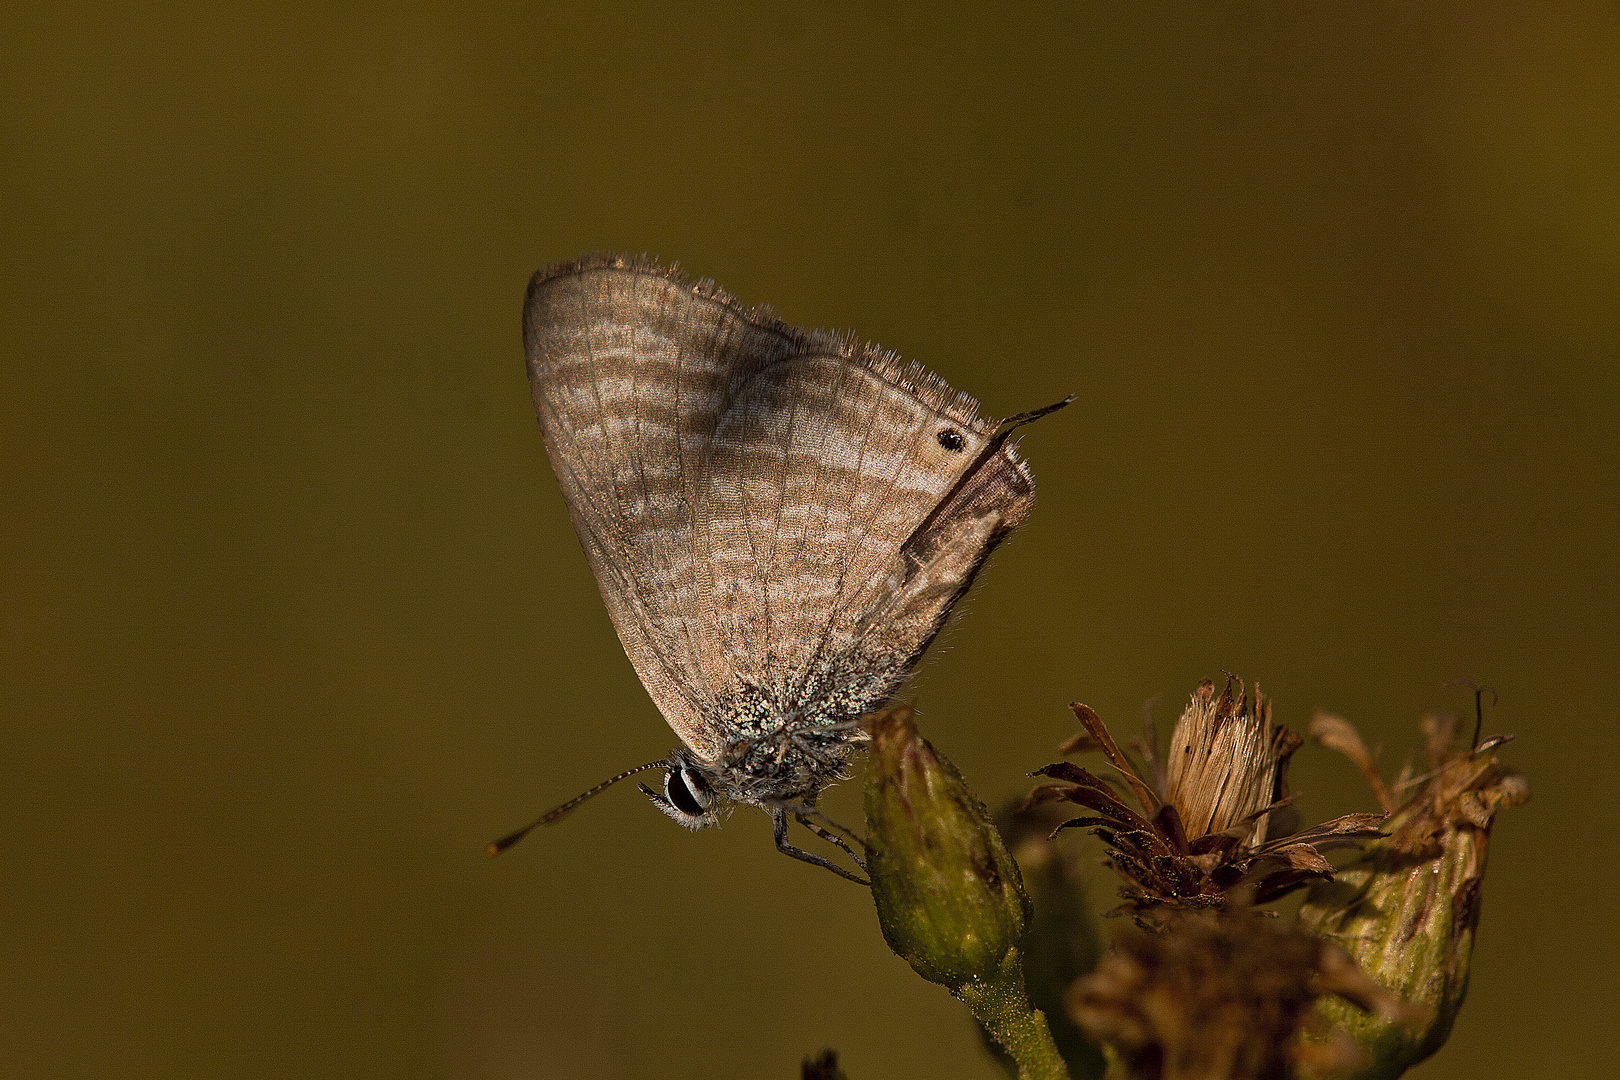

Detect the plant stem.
xmin=953 ymin=949 xmax=1072 ymax=1080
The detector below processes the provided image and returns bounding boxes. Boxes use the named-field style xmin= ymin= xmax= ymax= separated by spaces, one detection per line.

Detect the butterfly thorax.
xmin=691 ymin=683 xmax=873 ymax=807
xmin=715 ymin=724 xmax=864 ymax=804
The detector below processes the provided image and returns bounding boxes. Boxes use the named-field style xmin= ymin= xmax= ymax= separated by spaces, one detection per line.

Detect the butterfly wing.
xmin=525 ymin=255 xmax=784 ymax=756
xmin=697 ymin=353 xmax=1034 ymax=718
xmin=524 ymin=254 xmax=1036 ymax=759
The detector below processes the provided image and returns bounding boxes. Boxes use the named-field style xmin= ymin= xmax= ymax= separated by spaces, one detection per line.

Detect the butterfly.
xmin=493 ymin=254 xmax=1065 ymax=880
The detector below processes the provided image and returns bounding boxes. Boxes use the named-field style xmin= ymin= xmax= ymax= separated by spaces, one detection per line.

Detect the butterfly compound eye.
xmin=936 ymin=428 xmax=965 ymax=452
xmin=664 ymin=767 xmax=710 ymax=818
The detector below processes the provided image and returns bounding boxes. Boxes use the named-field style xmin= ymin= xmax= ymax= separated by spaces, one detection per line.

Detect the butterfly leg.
xmin=772 ymin=807 xmax=869 ymax=886
xmin=774 ymin=799 xmax=869 ymax=857
xmin=795 ymin=813 xmax=868 ymax=873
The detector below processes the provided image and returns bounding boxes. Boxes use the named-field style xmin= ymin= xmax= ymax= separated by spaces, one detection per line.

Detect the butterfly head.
xmin=639 ymin=751 xmax=729 ymax=830
xmin=643 ymin=716 xmax=867 ymax=829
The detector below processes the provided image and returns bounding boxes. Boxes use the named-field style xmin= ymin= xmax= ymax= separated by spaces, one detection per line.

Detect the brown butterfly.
xmin=493 ymin=253 xmax=1066 ymax=880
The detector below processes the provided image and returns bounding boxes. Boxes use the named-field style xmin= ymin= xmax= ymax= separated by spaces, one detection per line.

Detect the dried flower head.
xmin=1068 ymin=908 xmax=1422 ymax=1080
xmin=1299 ymin=690 xmax=1529 ymax=1075
xmin=1027 ymin=678 xmax=1385 ymax=925
xmin=1164 ymin=676 xmax=1298 ymax=845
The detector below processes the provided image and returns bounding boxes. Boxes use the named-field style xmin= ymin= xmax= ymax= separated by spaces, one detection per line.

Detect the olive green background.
xmin=3 ymin=3 xmax=1614 ymax=1078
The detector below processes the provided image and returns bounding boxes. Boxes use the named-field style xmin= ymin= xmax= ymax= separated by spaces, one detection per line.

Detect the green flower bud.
xmin=865 ymin=706 xmax=1032 ymax=986
xmin=865 ymin=708 xmax=1072 ymax=1080
xmin=1300 ymin=712 xmax=1530 ymax=1078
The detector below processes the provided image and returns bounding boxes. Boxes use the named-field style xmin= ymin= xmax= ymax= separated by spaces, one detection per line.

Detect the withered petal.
xmin=1312 ymin=710 xmax=1393 ymax=813
xmin=1029 ymin=762 xmax=1128 ymax=805
xmin=1049 ymin=815 xmax=1112 ymax=838
xmin=1154 ymin=802 xmax=1191 ymax=856
xmin=1105 ymin=851 xmax=1158 ymax=888
xmin=1269 ymin=812 xmax=1388 ymax=850
xmin=1252 ymin=868 xmax=1331 ymax=905
xmin=1421 ymin=711 xmax=1460 ymax=770
xmin=1046 ymin=780 xmax=1157 ymax=833
xmin=1056 ymin=731 xmax=1104 ymax=756
xmin=1068 ymin=703 xmax=1161 ymax=816
xmin=1310 ymin=710 xmax=1371 ymax=764
xmin=1273 ymin=844 xmax=1335 ymax=874
xmin=1138 ymin=699 xmax=1166 ymax=795
xmin=1188 ymin=831 xmax=1242 ymax=857
xmin=1020 ymin=783 xmax=1081 ymax=811
xmin=1029 ymin=761 xmax=1090 ymax=784
xmin=1115 ymin=827 xmax=1175 ymax=861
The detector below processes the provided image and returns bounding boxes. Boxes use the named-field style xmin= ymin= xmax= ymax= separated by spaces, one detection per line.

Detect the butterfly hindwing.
xmin=698 ymin=354 xmax=1027 ymax=713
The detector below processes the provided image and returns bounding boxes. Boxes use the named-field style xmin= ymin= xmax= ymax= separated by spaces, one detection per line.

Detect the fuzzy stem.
xmin=953 ymin=949 xmax=1072 ymax=1080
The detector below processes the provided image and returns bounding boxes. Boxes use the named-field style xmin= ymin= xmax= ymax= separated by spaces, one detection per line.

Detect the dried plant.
xmin=1298 ymin=690 xmax=1531 ymax=1076
xmin=1024 ymin=678 xmax=1385 ymax=925
xmin=1068 ymin=906 xmax=1421 ymax=1080
xmin=848 ymin=678 xmax=1527 ymax=1080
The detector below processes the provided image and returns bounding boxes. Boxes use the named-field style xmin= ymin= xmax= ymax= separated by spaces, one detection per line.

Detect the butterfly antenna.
xmin=486 ymin=759 xmax=668 ymax=856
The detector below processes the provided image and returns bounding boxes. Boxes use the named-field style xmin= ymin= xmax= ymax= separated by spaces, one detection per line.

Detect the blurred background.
xmin=3 ymin=3 xmax=1614 ymax=1077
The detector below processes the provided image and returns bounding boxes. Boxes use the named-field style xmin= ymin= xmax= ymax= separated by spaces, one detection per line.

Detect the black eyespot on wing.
xmin=936 ymin=428 xmax=965 ymax=452
xmin=666 ymin=768 xmax=704 ymax=816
